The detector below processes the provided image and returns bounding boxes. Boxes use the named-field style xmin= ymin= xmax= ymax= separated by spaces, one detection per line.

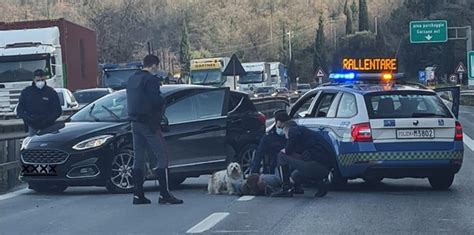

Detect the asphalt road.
xmin=1 ymin=109 xmax=474 ymax=234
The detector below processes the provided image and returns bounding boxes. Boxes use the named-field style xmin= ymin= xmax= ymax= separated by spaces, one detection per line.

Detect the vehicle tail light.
xmin=455 ymin=121 xmax=463 ymax=141
xmin=351 ymin=123 xmax=372 ymax=142
xmin=257 ymin=112 xmax=267 ymax=124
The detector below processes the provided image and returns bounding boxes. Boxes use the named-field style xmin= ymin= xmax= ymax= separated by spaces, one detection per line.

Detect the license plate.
xmin=396 ymin=129 xmax=435 ymax=139
xmin=21 ymin=164 xmax=58 ymax=176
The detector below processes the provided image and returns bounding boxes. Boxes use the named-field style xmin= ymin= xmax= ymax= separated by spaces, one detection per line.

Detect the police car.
xmin=289 ymin=72 xmax=463 ymax=190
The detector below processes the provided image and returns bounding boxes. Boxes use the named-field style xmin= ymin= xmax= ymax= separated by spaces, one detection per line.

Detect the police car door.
xmin=300 ymin=91 xmax=340 ymax=131
xmin=434 ymin=86 xmax=460 ymax=118
xmin=289 ymin=90 xmax=320 ymax=124
xmin=164 ymin=88 xmax=230 ymax=172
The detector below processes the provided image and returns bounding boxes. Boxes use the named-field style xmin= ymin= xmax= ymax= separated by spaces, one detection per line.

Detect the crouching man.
xmin=271 ymin=121 xmax=333 ymax=198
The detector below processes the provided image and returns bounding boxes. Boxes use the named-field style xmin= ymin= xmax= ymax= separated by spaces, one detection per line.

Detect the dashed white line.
xmin=463 ymin=134 xmax=474 ymax=151
xmin=186 ymin=212 xmax=229 ymax=234
xmin=0 ymin=188 xmax=30 ymax=201
xmin=237 ymin=196 xmax=255 ymax=201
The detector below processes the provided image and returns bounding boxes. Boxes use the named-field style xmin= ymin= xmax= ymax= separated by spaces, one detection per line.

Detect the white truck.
xmin=238 ymin=62 xmax=287 ymax=94
xmin=0 ymin=19 xmax=98 ymax=113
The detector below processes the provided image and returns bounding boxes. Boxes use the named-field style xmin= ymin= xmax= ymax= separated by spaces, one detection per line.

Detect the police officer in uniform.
xmin=127 ymin=54 xmax=183 ymax=205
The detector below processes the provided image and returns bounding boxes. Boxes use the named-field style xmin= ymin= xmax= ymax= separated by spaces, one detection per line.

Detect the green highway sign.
xmin=468 ymin=51 xmax=474 ymax=80
xmin=410 ymin=20 xmax=448 ymax=43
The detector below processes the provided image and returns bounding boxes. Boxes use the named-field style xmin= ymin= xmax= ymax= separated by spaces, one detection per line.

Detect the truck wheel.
xmin=428 ymin=174 xmax=454 ymax=190
xmin=106 ymin=149 xmax=134 ymax=194
xmin=28 ymin=182 xmax=67 ymax=194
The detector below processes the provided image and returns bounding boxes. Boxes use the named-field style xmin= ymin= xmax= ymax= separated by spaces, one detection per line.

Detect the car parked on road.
xmin=19 ymin=85 xmax=265 ymax=193
xmin=287 ymin=73 xmax=463 ymax=190
xmin=55 ymin=88 xmax=79 ymax=110
xmin=253 ymin=86 xmax=275 ymax=98
xmin=73 ymin=88 xmax=113 ymax=108
xmin=295 ymin=83 xmax=311 ymax=95
xmin=271 ymin=87 xmax=290 ymax=98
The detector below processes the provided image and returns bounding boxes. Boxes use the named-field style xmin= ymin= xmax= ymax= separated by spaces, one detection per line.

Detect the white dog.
xmin=208 ymin=162 xmax=243 ymax=195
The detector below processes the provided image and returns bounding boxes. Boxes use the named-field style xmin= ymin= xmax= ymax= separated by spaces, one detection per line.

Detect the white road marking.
xmin=237 ymin=196 xmax=255 ymax=201
xmin=463 ymin=134 xmax=474 ymax=151
xmin=186 ymin=212 xmax=229 ymax=234
xmin=0 ymin=188 xmax=30 ymax=201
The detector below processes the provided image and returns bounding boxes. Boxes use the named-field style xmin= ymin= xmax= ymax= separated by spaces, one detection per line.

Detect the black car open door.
xmin=434 ymin=86 xmax=461 ymax=118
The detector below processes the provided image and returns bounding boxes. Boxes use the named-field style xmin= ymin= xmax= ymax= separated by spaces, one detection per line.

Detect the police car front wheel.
xmin=428 ymin=174 xmax=454 ymax=190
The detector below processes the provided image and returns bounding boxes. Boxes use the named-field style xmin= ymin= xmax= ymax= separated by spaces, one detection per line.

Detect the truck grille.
xmin=21 ymin=149 xmax=69 ymax=164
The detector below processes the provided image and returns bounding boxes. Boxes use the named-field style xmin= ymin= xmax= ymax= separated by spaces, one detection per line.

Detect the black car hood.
xmin=30 ymin=122 xmax=127 ymax=143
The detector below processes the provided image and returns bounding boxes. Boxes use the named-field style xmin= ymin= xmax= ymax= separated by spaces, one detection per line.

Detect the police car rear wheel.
xmin=428 ymin=174 xmax=454 ymax=190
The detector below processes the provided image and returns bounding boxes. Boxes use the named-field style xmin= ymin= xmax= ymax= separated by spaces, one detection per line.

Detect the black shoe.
xmin=132 ymin=169 xmax=151 ymax=205
xmin=314 ymin=178 xmax=329 ymax=198
xmin=270 ymin=186 xmax=293 ymax=198
xmin=293 ymin=185 xmax=305 ymax=195
xmin=159 ymin=192 xmax=184 ymax=204
xmin=156 ymin=168 xmax=184 ymax=205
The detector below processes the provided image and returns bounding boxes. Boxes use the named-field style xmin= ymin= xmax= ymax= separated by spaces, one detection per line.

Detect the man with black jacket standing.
xmin=127 ymin=54 xmax=183 ymax=205
xmin=17 ymin=69 xmax=62 ymax=137
xmin=271 ymin=121 xmax=333 ymax=198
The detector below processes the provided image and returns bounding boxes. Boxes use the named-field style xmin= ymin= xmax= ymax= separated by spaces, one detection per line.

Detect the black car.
xmin=73 ymin=88 xmax=113 ymax=108
xmin=20 ymin=85 xmax=265 ymax=193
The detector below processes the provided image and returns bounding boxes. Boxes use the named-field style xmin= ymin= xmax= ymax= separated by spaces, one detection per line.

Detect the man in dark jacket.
xmin=127 ymin=54 xmax=183 ymax=205
xmin=250 ymin=110 xmax=290 ymax=174
xmin=271 ymin=121 xmax=333 ymax=198
xmin=17 ymin=69 xmax=62 ymax=137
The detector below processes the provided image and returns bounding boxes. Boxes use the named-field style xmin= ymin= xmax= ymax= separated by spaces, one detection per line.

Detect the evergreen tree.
xmin=351 ymin=0 xmax=359 ymax=31
xmin=288 ymin=56 xmax=297 ymax=85
xmin=313 ymin=16 xmax=328 ymax=75
xmin=358 ymin=0 xmax=369 ymax=31
xmin=280 ymin=21 xmax=289 ymax=65
xmin=179 ymin=19 xmax=191 ymax=77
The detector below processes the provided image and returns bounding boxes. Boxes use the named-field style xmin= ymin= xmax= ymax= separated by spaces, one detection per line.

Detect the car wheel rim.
xmin=241 ymin=148 xmax=256 ymax=176
xmin=111 ymin=152 xmax=134 ymax=190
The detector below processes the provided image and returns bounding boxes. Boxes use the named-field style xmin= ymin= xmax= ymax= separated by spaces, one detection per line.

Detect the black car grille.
xmin=22 ymin=149 xmax=69 ymax=164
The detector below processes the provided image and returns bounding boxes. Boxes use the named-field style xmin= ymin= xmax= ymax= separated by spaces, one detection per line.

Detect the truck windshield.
xmin=103 ymin=69 xmax=139 ymax=89
xmin=0 ymin=59 xmax=48 ymax=83
xmin=239 ymin=71 xmax=263 ymax=84
xmin=191 ymin=69 xmax=222 ymax=85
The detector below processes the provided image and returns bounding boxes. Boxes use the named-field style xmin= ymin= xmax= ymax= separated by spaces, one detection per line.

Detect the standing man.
xmin=17 ymin=69 xmax=62 ymax=137
xmin=271 ymin=121 xmax=333 ymax=198
xmin=250 ymin=110 xmax=290 ymax=174
xmin=127 ymin=54 xmax=183 ymax=205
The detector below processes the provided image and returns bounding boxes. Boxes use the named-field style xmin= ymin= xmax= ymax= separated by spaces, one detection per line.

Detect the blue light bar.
xmin=329 ymin=73 xmax=356 ymax=80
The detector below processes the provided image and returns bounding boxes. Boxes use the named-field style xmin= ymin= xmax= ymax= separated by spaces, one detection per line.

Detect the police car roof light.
xmin=329 ymin=72 xmax=356 ymax=80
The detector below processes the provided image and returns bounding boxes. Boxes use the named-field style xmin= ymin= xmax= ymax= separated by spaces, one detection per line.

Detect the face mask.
xmin=276 ymin=127 xmax=284 ymax=136
xmin=35 ymin=81 xmax=45 ymax=89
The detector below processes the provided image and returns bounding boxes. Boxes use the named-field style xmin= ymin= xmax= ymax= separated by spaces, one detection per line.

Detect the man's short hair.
xmin=274 ymin=110 xmax=290 ymax=123
xmin=33 ymin=69 xmax=46 ymax=78
xmin=143 ymin=54 xmax=160 ymax=68
xmin=283 ymin=120 xmax=298 ymax=130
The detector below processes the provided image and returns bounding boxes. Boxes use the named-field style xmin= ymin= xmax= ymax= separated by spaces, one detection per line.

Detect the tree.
xmin=288 ymin=56 xmax=297 ymax=85
xmin=358 ymin=0 xmax=369 ymax=31
xmin=313 ymin=16 xmax=328 ymax=75
xmin=179 ymin=19 xmax=191 ymax=77
xmin=344 ymin=0 xmax=353 ymax=35
xmin=351 ymin=0 xmax=358 ymax=30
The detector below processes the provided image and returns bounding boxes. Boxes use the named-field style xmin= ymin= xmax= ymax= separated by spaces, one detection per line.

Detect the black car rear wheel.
xmin=28 ymin=182 xmax=68 ymax=194
xmin=238 ymin=144 xmax=257 ymax=176
xmin=106 ymin=149 xmax=134 ymax=193
xmin=429 ymin=174 xmax=454 ymax=190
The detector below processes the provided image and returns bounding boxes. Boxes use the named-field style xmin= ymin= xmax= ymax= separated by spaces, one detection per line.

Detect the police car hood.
xmin=29 ymin=122 xmax=126 ymax=143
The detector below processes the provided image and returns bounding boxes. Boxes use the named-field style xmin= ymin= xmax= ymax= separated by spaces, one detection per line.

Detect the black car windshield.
xmin=365 ymin=92 xmax=453 ymax=119
xmin=74 ymin=90 xmax=110 ymax=104
xmin=71 ymin=91 xmax=127 ymax=122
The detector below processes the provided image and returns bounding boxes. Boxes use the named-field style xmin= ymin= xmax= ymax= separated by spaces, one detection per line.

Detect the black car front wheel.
xmin=28 ymin=182 xmax=68 ymax=194
xmin=106 ymin=149 xmax=134 ymax=193
xmin=238 ymin=144 xmax=257 ymax=176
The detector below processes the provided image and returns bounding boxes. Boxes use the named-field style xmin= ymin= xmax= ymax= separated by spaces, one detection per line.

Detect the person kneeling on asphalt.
xmin=271 ymin=121 xmax=333 ymax=198
xmin=250 ymin=110 xmax=291 ymax=174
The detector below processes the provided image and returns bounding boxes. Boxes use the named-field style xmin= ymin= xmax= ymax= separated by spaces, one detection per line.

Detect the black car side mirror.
xmin=161 ymin=116 xmax=170 ymax=132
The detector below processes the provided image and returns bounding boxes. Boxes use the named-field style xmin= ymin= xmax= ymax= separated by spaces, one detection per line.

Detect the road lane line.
xmin=463 ymin=134 xmax=474 ymax=151
xmin=0 ymin=188 xmax=30 ymax=201
xmin=237 ymin=196 xmax=255 ymax=201
xmin=186 ymin=212 xmax=229 ymax=234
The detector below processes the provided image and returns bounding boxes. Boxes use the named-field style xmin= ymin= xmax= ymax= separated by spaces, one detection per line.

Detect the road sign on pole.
xmin=418 ymin=71 xmax=426 ymax=83
xmin=468 ymin=51 xmax=474 ymax=80
xmin=410 ymin=20 xmax=448 ymax=43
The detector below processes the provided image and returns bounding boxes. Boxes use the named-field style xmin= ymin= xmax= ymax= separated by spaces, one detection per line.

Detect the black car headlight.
xmin=72 ymin=135 xmax=114 ymax=151
xmin=21 ymin=137 xmax=32 ymax=150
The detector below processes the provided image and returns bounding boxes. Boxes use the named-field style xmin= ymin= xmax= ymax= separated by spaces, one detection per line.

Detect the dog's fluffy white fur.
xmin=208 ymin=162 xmax=243 ymax=195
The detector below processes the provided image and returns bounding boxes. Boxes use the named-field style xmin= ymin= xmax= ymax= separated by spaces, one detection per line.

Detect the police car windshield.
xmin=365 ymin=92 xmax=452 ymax=119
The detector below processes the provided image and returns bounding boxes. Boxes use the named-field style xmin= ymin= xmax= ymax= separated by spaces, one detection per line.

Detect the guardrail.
xmin=0 ymin=96 xmax=292 ymax=193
